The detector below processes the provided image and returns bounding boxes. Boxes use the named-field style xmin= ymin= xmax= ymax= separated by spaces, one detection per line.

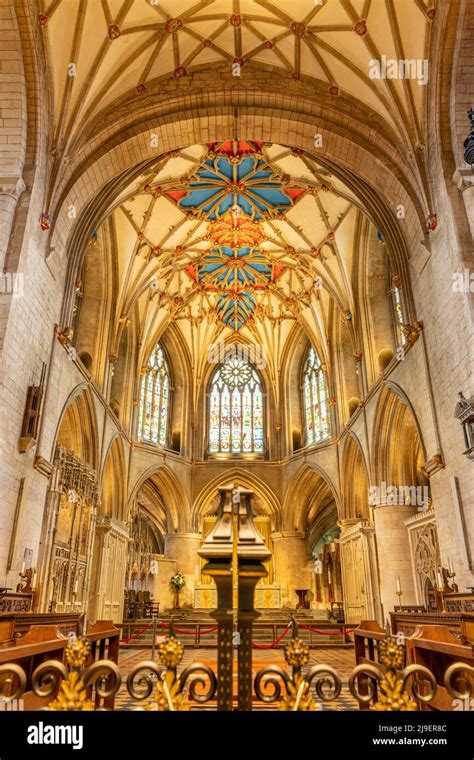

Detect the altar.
xmin=194 ymin=514 xmax=281 ymax=609
xmin=194 ymin=583 xmax=281 ymax=609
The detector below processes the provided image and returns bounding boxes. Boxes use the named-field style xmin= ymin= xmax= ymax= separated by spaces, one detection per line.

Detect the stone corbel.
xmin=33 ymin=456 xmax=55 ymax=479
xmin=0 ymin=175 xmax=26 ymax=200
xmin=421 ymin=453 xmax=445 ymax=479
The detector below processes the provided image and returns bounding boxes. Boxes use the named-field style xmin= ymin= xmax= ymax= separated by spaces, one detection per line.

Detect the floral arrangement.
xmin=170 ymin=571 xmax=186 ymax=590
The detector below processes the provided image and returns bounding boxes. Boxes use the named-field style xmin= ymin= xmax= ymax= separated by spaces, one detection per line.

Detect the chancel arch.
xmin=191 ymin=470 xmax=281 ymax=534
xmin=2 ymin=3 xmax=474 ymax=716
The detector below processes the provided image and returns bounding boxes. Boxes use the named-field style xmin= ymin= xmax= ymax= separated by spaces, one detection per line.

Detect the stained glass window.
xmin=390 ymin=274 xmax=407 ymax=345
xmin=303 ymin=347 xmax=331 ymax=445
xmin=137 ymin=343 xmax=170 ymax=445
xmin=208 ymin=357 xmax=264 ymax=454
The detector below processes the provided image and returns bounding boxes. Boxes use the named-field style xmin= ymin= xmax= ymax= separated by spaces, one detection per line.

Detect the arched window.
xmin=303 ymin=347 xmax=331 ymax=445
xmin=389 ymin=273 xmax=407 ymax=345
xmin=208 ymin=356 xmax=264 ymax=454
xmin=137 ymin=343 xmax=170 ymax=445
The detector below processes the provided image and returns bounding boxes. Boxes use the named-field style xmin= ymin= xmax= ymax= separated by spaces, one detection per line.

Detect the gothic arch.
xmin=128 ymin=464 xmax=188 ymax=534
xmin=100 ymin=435 xmax=127 ymax=521
xmin=283 ymin=463 xmax=339 ymax=533
xmin=191 ymin=469 xmax=281 ymax=532
xmin=49 ymin=87 xmax=424 ymax=331
xmin=340 ymin=433 xmax=370 ymax=521
xmin=53 ymin=385 xmax=99 ymax=470
xmin=372 ymin=384 xmax=428 ymax=489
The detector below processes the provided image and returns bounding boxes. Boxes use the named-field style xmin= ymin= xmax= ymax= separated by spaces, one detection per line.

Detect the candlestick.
xmin=20 ymin=561 xmax=25 ymax=574
xmin=396 ymin=576 xmax=401 ymax=594
xmin=448 ymin=557 xmax=453 ymax=575
xmin=437 ymin=571 xmax=443 ymax=590
xmin=73 ymin=579 xmax=79 ymax=594
xmin=32 ymin=572 xmax=37 ymax=589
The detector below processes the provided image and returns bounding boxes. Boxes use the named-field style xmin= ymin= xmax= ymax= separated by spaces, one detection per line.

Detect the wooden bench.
xmin=390 ymin=610 xmax=471 ymax=639
xmin=0 ymin=612 xmax=83 ymax=640
xmin=354 ymin=620 xmax=397 ymax=709
xmin=406 ymin=624 xmax=474 ymax=710
xmin=0 ymin=625 xmax=68 ymax=709
xmin=354 ymin=619 xmax=474 ymax=711
xmin=0 ymin=620 xmax=120 ymax=709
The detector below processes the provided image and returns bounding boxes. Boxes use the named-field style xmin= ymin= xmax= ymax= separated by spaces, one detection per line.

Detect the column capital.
xmin=270 ymin=531 xmax=306 ymax=540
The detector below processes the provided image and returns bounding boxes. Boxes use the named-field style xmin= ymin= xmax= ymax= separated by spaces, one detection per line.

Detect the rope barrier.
xmin=251 ymin=624 xmax=291 ymax=649
xmin=299 ymin=623 xmax=356 ymax=635
xmin=159 ymin=623 xmax=218 ymax=636
xmin=119 ymin=623 xmax=152 ymax=643
xmin=119 ymin=621 xmax=354 ymax=645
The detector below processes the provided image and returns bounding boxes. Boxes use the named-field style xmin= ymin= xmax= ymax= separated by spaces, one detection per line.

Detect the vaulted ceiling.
xmin=39 ymin=0 xmax=436 ymax=158
xmin=99 ymin=139 xmax=380 ymax=409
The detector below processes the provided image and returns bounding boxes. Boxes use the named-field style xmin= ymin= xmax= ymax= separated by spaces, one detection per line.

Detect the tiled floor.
xmin=115 ymin=646 xmax=359 ymax=711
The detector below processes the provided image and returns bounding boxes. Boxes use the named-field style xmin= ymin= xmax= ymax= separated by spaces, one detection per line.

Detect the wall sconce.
xmin=454 ymin=391 xmax=474 ymax=460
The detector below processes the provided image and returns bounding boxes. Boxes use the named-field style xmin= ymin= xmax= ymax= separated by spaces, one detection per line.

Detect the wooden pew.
xmin=406 ymin=624 xmax=474 ymax=710
xmin=0 ymin=625 xmax=68 ymax=709
xmin=390 ymin=610 xmax=469 ymax=639
xmin=85 ymin=620 xmax=120 ymax=709
xmin=353 ymin=620 xmax=390 ymax=709
xmin=0 ymin=618 xmax=15 ymax=648
xmin=0 ymin=612 xmax=83 ymax=640
xmin=0 ymin=620 xmax=120 ymax=709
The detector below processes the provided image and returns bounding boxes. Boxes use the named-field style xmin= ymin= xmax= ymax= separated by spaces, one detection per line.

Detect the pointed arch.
xmin=191 ymin=469 xmax=281 ymax=532
xmin=340 ymin=433 xmax=370 ymax=520
xmin=372 ymin=384 xmax=428 ymax=488
xmin=301 ymin=344 xmax=332 ymax=445
xmin=100 ymin=435 xmax=127 ymax=521
xmin=137 ymin=341 xmax=171 ymax=446
xmin=53 ymin=385 xmax=99 ymax=470
xmin=128 ymin=464 xmax=188 ymax=533
xmin=207 ymin=352 xmax=265 ymax=455
xmin=283 ymin=463 xmax=340 ymax=534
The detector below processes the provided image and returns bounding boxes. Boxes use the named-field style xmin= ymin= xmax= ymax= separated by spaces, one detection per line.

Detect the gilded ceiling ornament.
xmin=37 ymin=14 xmax=48 ymax=27
xmin=166 ymin=18 xmax=183 ymax=33
xmin=108 ymin=24 xmax=121 ymax=40
xmin=290 ymin=21 xmax=306 ymax=38
xmin=328 ymin=85 xmax=340 ymax=96
xmin=353 ymin=20 xmax=368 ymax=36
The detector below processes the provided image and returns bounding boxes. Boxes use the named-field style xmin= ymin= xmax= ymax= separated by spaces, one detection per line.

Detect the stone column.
xmin=271 ymin=532 xmax=310 ymax=608
xmin=164 ymin=532 xmax=202 ymax=607
xmin=372 ymin=501 xmax=417 ymax=622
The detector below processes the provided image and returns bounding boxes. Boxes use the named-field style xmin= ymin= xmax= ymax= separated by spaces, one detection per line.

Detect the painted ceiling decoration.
xmin=101 ymin=140 xmax=374 ymax=394
xmin=139 ymin=141 xmax=317 ymax=329
xmin=145 ymin=140 xmax=307 ymax=223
